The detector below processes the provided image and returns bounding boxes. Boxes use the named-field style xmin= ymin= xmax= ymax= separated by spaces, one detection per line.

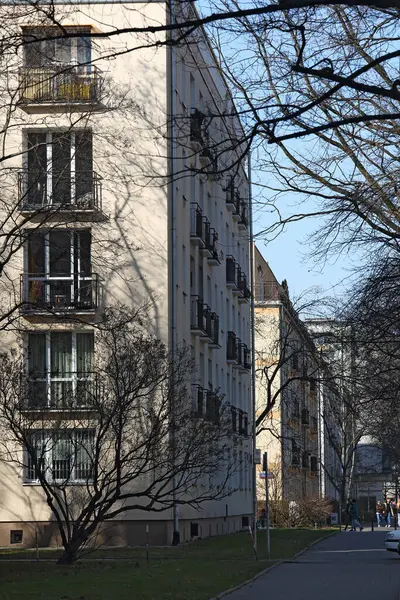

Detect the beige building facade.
xmin=254 ymin=248 xmax=320 ymax=503
xmin=0 ymin=0 xmax=252 ymax=547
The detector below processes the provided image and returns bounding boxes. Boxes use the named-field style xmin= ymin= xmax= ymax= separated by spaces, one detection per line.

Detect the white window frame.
xmin=24 ymin=429 xmax=95 ymax=484
xmin=23 ymin=229 xmax=93 ymax=310
xmin=26 ymin=330 xmax=94 ymax=408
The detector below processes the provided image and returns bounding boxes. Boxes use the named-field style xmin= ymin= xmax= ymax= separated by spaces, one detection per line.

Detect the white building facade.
xmin=0 ymin=0 xmax=253 ymax=547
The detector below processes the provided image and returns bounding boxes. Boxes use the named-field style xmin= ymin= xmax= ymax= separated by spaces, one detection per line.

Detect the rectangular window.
xmin=27 ymin=331 xmax=94 ymax=408
xmin=25 ymin=429 xmax=94 ymax=483
xmin=23 ymin=27 xmax=92 ymax=68
xmin=25 ymin=130 xmax=93 ymax=208
xmin=25 ymin=229 xmax=93 ymax=310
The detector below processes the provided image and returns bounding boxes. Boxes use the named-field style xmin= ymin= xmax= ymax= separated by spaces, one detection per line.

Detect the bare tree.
xmin=0 ymin=308 xmax=234 ymax=564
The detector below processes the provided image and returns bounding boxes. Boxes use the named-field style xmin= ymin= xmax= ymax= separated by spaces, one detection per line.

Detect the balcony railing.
xmin=225 ymin=179 xmax=241 ymax=215
xmin=238 ymin=200 xmax=249 ymax=230
xmin=21 ymin=273 xmax=100 ymax=313
xmin=206 ymin=390 xmax=220 ymax=425
xmin=24 ymin=371 xmax=100 ymax=410
xmin=227 ymin=331 xmax=238 ymax=362
xmin=18 ymin=65 xmax=103 ymax=106
xmin=310 ymin=456 xmax=318 ymax=472
xmin=226 ymin=256 xmax=250 ymax=301
xmin=231 ymin=406 xmax=237 ymax=433
xmin=238 ymin=343 xmax=251 ymax=371
xmin=192 ymin=384 xmax=205 ymax=417
xmin=238 ymin=409 xmax=249 ymax=436
xmin=190 ymin=296 xmax=219 ymax=345
xmin=18 ymin=170 xmax=103 ymax=212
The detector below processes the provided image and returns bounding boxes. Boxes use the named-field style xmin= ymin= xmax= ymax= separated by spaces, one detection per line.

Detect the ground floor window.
xmin=25 ymin=429 xmax=94 ymax=483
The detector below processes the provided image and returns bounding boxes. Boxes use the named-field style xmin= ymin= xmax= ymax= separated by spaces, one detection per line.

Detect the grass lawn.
xmin=0 ymin=528 xmax=336 ymax=600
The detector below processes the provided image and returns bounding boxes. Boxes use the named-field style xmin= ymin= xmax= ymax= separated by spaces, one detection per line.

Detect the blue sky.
xmin=253 ymin=206 xmax=358 ymax=301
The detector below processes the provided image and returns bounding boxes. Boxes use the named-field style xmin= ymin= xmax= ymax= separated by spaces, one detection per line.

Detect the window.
xmin=25 ymin=229 xmax=94 ymax=310
xmin=27 ymin=331 xmax=94 ymax=408
xmin=24 ymin=130 xmax=93 ymax=208
xmin=25 ymin=429 xmax=94 ymax=483
xmin=23 ymin=27 xmax=92 ymax=68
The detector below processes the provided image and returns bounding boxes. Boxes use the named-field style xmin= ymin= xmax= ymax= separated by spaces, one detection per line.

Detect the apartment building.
xmin=0 ymin=1 xmax=252 ymax=547
xmin=254 ymin=248 xmax=320 ymax=502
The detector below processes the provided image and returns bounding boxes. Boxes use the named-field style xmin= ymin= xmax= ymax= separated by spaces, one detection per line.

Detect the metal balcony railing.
xmin=18 ymin=65 xmax=103 ymax=105
xmin=192 ymin=384 xmax=205 ymax=417
xmin=24 ymin=371 xmax=100 ymax=409
xmin=238 ymin=200 xmax=249 ymax=229
xmin=226 ymin=256 xmax=250 ymax=301
xmin=18 ymin=170 xmax=102 ymax=212
xmin=206 ymin=390 xmax=220 ymax=425
xmin=209 ymin=313 xmax=220 ymax=348
xmin=310 ymin=456 xmax=318 ymax=472
xmin=240 ymin=343 xmax=251 ymax=370
xmin=238 ymin=410 xmax=249 ymax=436
xmin=21 ymin=273 xmax=100 ymax=313
xmin=231 ymin=406 xmax=237 ymax=433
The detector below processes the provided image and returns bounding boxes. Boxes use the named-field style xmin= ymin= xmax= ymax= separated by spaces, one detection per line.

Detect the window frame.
xmin=26 ymin=330 xmax=95 ymax=409
xmin=24 ymin=428 xmax=95 ymax=484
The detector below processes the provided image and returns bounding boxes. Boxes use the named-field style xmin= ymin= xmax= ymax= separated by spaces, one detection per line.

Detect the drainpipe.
xmin=248 ymin=152 xmax=257 ymax=549
xmin=168 ymin=0 xmax=179 ymax=546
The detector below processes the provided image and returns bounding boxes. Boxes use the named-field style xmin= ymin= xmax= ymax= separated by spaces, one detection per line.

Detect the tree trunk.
xmin=57 ymin=540 xmax=82 ymax=565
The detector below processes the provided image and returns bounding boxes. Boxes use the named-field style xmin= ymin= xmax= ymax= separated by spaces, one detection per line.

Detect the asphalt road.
xmin=226 ymin=530 xmax=400 ymax=600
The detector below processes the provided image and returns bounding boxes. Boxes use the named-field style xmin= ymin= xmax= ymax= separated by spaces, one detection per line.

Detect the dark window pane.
xmin=28 ymin=333 xmax=46 ymax=376
xmin=50 ymin=332 xmax=72 ymax=376
xmin=27 ymin=231 xmax=45 ymax=274
xmin=75 ymin=131 xmax=93 ymax=202
xmin=27 ymin=133 xmax=47 ymax=206
xmin=49 ymin=230 xmax=71 ymax=276
xmin=77 ymin=333 xmax=94 ymax=374
xmin=76 ymin=230 xmax=91 ymax=275
xmin=52 ymin=133 xmax=71 ymax=205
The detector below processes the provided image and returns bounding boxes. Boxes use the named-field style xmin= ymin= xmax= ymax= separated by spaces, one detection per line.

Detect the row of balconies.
xmin=192 ymin=385 xmax=221 ymax=425
xmin=291 ymin=446 xmax=318 ymax=472
xmin=226 ymin=256 xmax=251 ymax=302
xmin=190 ymin=203 xmax=221 ymax=265
xmin=290 ymin=405 xmax=318 ymax=431
xmin=190 ymin=295 xmax=220 ymax=348
xmin=227 ymin=331 xmax=251 ymax=371
xmin=225 ymin=178 xmax=249 ymax=230
xmin=231 ymin=406 xmax=249 ymax=436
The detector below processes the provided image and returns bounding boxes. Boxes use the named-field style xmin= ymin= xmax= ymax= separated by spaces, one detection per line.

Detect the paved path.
xmin=226 ymin=530 xmax=400 ymax=600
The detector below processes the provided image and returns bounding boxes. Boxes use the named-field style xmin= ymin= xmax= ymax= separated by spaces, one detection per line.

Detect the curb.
xmin=208 ymin=530 xmax=339 ymax=600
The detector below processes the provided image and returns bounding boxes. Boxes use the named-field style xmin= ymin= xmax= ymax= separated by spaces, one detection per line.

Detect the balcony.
xmin=190 ymin=204 xmax=221 ymax=264
xmin=20 ymin=273 xmax=100 ymax=314
xmin=190 ymin=203 xmax=205 ymax=245
xmin=190 ymin=296 xmax=219 ymax=344
xmin=227 ymin=331 xmax=238 ymax=364
xmin=209 ymin=313 xmax=221 ymax=349
xmin=18 ymin=65 xmax=103 ymax=112
xmin=291 ymin=442 xmax=300 ymax=467
xmin=18 ymin=170 xmax=103 ymax=214
xmin=225 ymin=179 xmax=241 ymax=217
xmin=231 ymin=406 xmax=237 ymax=433
xmin=226 ymin=256 xmax=250 ymax=301
xmin=24 ymin=372 xmax=100 ymax=410
xmin=301 ymin=408 xmax=310 ymax=426
xmin=192 ymin=384 xmax=205 ymax=418
xmin=203 ymin=227 xmax=221 ymax=265
xmin=206 ymin=390 xmax=220 ymax=425
xmin=238 ymin=200 xmax=249 ymax=230
xmin=238 ymin=409 xmax=249 ymax=436
xmin=237 ymin=343 xmax=251 ymax=372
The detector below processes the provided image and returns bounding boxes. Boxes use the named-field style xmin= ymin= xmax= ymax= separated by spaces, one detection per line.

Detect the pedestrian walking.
xmin=376 ymin=500 xmax=385 ymax=527
xmin=348 ymin=499 xmax=363 ymax=532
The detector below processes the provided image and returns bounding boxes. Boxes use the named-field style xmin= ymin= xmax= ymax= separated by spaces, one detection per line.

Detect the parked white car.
xmin=385 ymin=530 xmax=400 ymax=552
